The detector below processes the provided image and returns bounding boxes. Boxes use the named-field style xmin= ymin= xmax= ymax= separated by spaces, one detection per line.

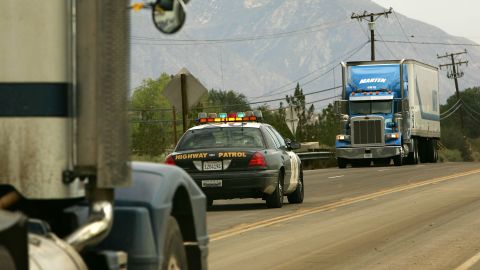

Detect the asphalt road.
xmin=206 ymin=162 xmax=480 ymax=270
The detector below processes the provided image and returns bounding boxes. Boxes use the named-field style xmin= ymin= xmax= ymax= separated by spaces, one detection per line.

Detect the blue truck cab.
xmin=335 ymin=60 xmax=440 ymax=168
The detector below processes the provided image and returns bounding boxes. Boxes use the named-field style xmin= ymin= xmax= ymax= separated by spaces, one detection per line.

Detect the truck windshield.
xmin=350 ymin=101 xmax=392 ymax=115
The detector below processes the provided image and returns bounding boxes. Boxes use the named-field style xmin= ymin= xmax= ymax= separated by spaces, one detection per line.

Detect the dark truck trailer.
xmin=335 ymin=60 xmax=440 ymax=168
xmin=0 ymin=1 xmax=207 ymax=269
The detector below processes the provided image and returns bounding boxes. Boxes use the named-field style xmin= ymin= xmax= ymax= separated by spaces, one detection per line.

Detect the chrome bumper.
xmin=336 ymin=146 xmax=402 ymax=159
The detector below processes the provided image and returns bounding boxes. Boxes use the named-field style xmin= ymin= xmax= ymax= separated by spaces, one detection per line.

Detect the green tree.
xmin=285 ymin=83 xmax=315 ymax=141
xmin=206 ymin=89 xmax=251 ymax=112
xmin=130 ymin=73 xmax=173 ymax=156
xmin=257 ymin=103 xmax=293 ymax=139
xmin=440 ymin=86 xmax=480 ymax=160
xmin=316 ymin=103 xmax=339 ymax=147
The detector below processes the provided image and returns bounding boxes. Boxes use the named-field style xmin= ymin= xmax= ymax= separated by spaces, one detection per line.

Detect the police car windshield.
xmin=177 ymin=127 xmax=265 ymax=150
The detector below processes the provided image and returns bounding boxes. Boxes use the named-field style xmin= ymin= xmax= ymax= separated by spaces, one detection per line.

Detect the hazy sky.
xmin=372 ymin=0 xmax=479 ymax=44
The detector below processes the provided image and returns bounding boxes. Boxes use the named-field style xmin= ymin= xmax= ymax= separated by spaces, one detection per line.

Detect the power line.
xmin=462 ymin=107 xmax=480 ymax=126
xmin=131 ymin=18 xmax=349 ymax=45
xmin=461 ymin=100 xmax=480 ymax=117
xmin=351 ymin=8 xmax=393 ymax=60
xmin=379 ymin=40 xmax=480 ymax=47
xmin=440 ymin=103 xmax=463 ymax=120
xmin=247 ymin=40 xmax=369 ymax=100
xmin=440 ymin=99 xmax=462 ymax=116
xmin=392 ymin=10 xmax=419 ymax=57
xmin=375 ymin=28 xmax=396 ymax=59
xmin=438 ymin=50 xmax=469 ymax=130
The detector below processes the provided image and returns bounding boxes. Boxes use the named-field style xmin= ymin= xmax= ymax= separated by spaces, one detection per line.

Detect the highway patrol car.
xmin=165 ymin=111 xmax=304 ymax=208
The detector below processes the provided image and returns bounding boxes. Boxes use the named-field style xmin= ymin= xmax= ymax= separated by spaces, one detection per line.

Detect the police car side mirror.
xmin=286 ymin=140 xmax=301 ymax=150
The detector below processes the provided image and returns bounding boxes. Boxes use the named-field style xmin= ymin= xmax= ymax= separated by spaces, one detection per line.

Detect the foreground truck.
xmin=335 ymin=60 xmax=440 ymax=168
xmin=0 ymin=1 xmax=207 ymax=269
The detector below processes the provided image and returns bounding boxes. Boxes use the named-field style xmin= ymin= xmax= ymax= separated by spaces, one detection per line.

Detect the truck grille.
xmin=351 ymin=117 xmax=385 ymax=146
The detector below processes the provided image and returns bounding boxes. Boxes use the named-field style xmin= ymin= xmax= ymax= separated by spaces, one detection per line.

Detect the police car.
xmin=165 ymin=111 xmax=304 ymax=208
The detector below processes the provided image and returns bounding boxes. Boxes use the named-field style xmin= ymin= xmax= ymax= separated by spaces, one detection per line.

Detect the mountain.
xmin=130 ymin=0 xmax=480 ymax=107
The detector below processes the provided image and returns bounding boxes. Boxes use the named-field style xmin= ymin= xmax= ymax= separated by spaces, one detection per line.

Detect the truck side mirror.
xmin=395 ymin=99 xmax=403 ymax=113
xmin=152 ymin=0 xmax=186 ymax=34
xmin=386 ymin=122 xmax=396 ymax=128
xmin=334 ymin=100 xmax=348 ymax=115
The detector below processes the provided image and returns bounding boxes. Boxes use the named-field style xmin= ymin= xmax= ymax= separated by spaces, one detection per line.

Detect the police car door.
xmin=265 ymin=126 xmax=292 ymax=189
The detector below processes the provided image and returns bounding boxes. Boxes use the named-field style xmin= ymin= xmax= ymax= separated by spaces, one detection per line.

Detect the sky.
xmin=372 ymin=0 xmax=480 ymax=44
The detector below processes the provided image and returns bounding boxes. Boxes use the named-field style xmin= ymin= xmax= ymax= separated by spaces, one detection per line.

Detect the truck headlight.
xmin=336 ymin=135 xmax=351 ymax=141
xmin=385 ymin=133 xmax=400 ymax=139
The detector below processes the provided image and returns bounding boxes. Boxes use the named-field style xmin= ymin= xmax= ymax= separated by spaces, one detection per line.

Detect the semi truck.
xmin=335 ymin=60 xmax=440 ymax=168
xmin=0 ymin=1 xmax=208 ymax=270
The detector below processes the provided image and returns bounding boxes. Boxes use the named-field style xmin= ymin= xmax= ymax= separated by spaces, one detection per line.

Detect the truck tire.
xmin=418 ymin=139 xmax=428 ymax=163
xmin=266 ymin=172 xmax=284 ymax=208
xmin=428 ymin=140 xmax=438 ymax=163
xmin=405 ymin=139 xmax=419 ymax=164
xmin=432 ymin=141 xmax=438 ymax=163
xmin=0 ymin=246 xmax=15 ymax=270
xmin=162 ymin=216 xmax=188 ymax=270
xmin=287 ymin=167 xmax=304 ymax=204
xmin=393 ymin=155 xmax=403 ymax=166
xmin=337 ymin=158 xmax=347 ymax=169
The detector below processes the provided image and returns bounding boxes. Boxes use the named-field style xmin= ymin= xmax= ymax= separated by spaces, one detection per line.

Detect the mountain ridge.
xmin=130 ymin=0 xmax=479 ymax=106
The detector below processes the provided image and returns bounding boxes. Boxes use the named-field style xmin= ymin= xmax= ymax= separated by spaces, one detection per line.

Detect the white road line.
xmin=377 ymin=169 xmax=389 ymax=172
xmin=328 ymin=175 xmax=344 ymax=179
xmin=455 ymin=251 xmax=480 ymax=270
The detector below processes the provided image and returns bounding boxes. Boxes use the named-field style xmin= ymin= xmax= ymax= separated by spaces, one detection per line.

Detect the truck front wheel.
xmin=162 ymin=216 xmax=188 ymax=270
xmin=337 ymin=158 xmax=347 ymax=169
xmin=393 ymin=155 xmax=403 ymax=166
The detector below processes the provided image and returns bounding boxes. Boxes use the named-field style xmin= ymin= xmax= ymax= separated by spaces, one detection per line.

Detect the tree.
xmin=316 ymin=103 xmax=339 ymax=147
xmin=285 ymin=83 xmax=315 ymax=141
xmin=130 ymin=73 xmax=173 ymax=156
xmin=440 ymin=86 xmax=480 ymax=160
xmin=206 ymin=89 xmax=251 ymax=112
xmin=257 ymin=103 xmax=293 ymax=139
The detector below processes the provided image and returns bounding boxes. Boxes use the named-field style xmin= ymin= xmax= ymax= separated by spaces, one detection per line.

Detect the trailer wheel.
xmin=432 ymin=140 xmax=437 ymax=163
xmin=432 ymin=141 xmax=438 ymax=163
xmin=162 ymin=216 xmax=187 ymax=270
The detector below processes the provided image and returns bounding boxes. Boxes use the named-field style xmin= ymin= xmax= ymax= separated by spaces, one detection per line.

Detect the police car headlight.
xmin=336 ymin=135 xmax=350 ymax=141
xmin=385 ymin=133 xmax=400 ymax=139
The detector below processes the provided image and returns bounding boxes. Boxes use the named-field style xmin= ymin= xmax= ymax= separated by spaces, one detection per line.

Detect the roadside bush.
xmin=438 ymin=149 xmax=463 ymax=162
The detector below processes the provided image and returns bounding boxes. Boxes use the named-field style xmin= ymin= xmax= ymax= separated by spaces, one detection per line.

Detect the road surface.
xmin=206 ymin=162 xmax=480 ymax=270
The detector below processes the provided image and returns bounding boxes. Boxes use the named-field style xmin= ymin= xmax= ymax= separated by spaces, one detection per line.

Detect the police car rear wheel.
xmin=287 ymin=167 xmax=304 ymax=204
xmin=266 ymin=172 xmax=284 ymax=208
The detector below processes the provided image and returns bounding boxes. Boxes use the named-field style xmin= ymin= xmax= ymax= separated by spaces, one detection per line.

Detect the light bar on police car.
xmin=196 ymin=111 xmax=263 ymax=124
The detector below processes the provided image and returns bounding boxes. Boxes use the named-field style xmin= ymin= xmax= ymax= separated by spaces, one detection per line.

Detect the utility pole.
xmin=437 ymin=49 xmax=469 ymax=130
xmin=351 ymin=8 xmax=392 ymax=61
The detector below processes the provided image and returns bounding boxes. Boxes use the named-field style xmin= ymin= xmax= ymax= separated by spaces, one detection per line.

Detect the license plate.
xmin=203 ymin=161 xmax=222 ymax=171
xmin=202 ymin=180 xmax=222 ymax=187
xmin=364 ymin=153 xmax=373 ymax=158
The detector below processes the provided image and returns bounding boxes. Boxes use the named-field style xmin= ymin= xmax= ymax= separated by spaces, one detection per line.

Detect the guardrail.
xmin=296 ymin=151 xmax=334 ymax=161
